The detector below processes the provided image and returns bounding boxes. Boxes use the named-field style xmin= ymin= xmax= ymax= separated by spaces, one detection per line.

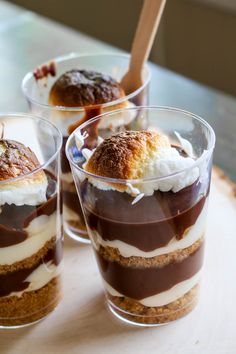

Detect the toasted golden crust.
xmin=48 ymin=69 xmax=125 ymax=107
xmin=0 ymin=139 xmax=40 ymax=181
xmin=85 ymin=131 xmax=170 ymax=180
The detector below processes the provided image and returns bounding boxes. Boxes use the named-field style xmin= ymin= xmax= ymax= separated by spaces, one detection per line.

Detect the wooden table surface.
xmin=0 ymin=1 xmax=236 ymax=353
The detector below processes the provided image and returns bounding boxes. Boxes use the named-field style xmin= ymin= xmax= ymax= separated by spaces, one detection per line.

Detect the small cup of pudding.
xmin=22 ymin=53 xmax=150 ymax=244
xmin=66 ymin=106 xmax=215 ymax=326
xmin=0 ymin=113 xmax=62 ymax=328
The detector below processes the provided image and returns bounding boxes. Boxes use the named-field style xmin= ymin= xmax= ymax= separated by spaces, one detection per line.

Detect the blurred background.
xmin=5 ymin=0 xmax=236 ymax=97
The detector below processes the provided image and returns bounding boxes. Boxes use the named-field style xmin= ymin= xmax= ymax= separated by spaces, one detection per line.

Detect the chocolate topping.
xmin=96 ymin=241 xmax=204 ymax=300
xmin=48 ymin=69 xmax=125 ymax=107
xmin=0 ymin=139 xmax=40 ymax=181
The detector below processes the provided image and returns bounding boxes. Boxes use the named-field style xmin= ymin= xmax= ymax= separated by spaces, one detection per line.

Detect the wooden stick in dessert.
xmin=121 ymin=0 xmax=166 ymax=94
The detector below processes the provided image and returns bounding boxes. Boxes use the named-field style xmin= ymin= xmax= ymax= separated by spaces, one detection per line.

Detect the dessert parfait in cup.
xmin=22 ymin=53 xmax=150 ymax=243
xmin=66 ymin=106 xmax=215 ymax=326
xmin=0 ymin=113 xmax=62 ymax=328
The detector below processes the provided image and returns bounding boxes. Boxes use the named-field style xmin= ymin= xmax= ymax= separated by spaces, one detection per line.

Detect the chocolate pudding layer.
xmin=0 ymin=241 xmax=62 ymax=297
xmin=62 ymin=136 xmax=71 ymax=174
xmin=0 ymin=171 xmax=57 ymax=249
xmin=83 ymin=180 xmax=206 ymax=251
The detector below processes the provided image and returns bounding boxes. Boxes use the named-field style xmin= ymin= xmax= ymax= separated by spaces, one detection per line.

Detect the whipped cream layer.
xmin=89 ymin=200 xmax=207 ymax=258
xmin=5 ymin=261 xmax=61 ymax=298
xmin=104 ymin=271 xmax=201 ymax=307
xmin=0 ymin=213 xmax=57 ymax=265
xmin=0 ymin=172 xmax=48 ymax=206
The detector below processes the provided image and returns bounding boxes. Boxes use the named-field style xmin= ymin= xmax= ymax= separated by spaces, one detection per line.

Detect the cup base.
xmin=64 ymin=221 xmax=90 ymax=244
xmin=107 ymin=288 xmax=198 ymax=327
xmin=0 ymin=297 xmax=60 ymax=329
xmin=0 ymin=312 xmax=51 ymax=329
xmin=108 ymin=304 xmax=168 ymax=327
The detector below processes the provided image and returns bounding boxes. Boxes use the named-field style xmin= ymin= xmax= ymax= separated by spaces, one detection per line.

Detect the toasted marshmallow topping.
xmin=48 ymin=69 xmax=126 ymax=107
xmin=0 ymin=139 xmax=47 ymax=206
xmin=48 ymin=68 xmax=136 ymax=135
xmin=83 ymin=131 xmax=200 ymax=195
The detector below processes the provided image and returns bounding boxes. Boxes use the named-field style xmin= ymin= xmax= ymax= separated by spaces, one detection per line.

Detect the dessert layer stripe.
xmin=0 ymin=241 xmax=62 ymax=297
xmin=0 ymin=195 xmax=57 ymax=248
xmin=5 ymin=263 xmax=61 ymax=298
xmin=91 ymin=201 xmax=207 ymax=258
xmin=104 ymin=271 xmax=201 ymax=307
xmin=86 ymin=193 xmax=206 ymax=252
xmin=0 ymin=213 xmax=58 ymax=265
xmin=95 ymin=241 xmax=204 ymax=300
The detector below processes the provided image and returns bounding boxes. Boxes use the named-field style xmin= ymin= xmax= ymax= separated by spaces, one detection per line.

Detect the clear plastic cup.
xmin=0 ymin=113 xmax=62 ymax=328
xmin=66 ymin=106 xmax=215 ymax=326
xmin=22 ymin=53 xmax=151 ymax=244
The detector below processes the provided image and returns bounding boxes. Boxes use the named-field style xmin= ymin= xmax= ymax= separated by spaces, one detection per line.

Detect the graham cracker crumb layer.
xmin=108 ymin=283 xmax=199 ymax=325
xmin=0 ymin=237 xmax=58 ymax=274
xmin=98 ymin=236 xmax=204 ymax=268
xmin=0 ymin=276 xmax=61 ymax=327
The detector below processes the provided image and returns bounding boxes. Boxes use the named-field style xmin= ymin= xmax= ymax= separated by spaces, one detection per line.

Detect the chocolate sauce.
xmin=0 ymin=225 xmax=27 ymax=248
xmin=61 ymin=137 xmax=71 ymax=174
xmin=0 ymin=241 xmax=62 ymax=297
xmin=63 ymin=190 xmax=85 ymax=225
xmin=96 ymin=241 xmax=204 ymax=300
xmin=82 ymin=180 xmax=207 ymax=251
xmin=33 ymin=61 xmax=56 ymax=81
xmin=24 ymin=195 xmax=57 ymax=228
xmin=68 ymin=106 xmax=101 ymax=138
xmin=0 ymin=171 xmax=58 ymax=248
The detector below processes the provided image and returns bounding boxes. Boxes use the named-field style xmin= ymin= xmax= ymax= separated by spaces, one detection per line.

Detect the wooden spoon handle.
xmin=129 ymin=0 xmax=166 ymax=74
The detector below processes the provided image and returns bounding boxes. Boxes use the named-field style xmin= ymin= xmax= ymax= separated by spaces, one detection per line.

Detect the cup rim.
xmin=66 ymin=105 xmax=216 ymax=185
xmin=21 ymin=52 xmax=151 ymax=112
xmin=0 ymin=112 xmax=62 ymax=185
